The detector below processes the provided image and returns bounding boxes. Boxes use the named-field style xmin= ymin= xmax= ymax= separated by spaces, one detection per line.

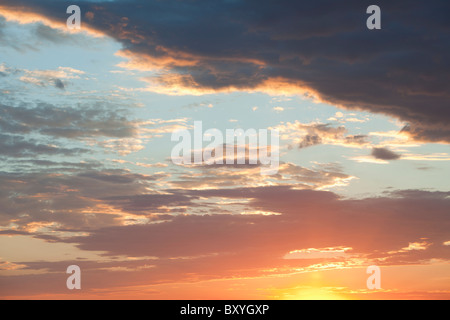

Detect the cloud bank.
xmin=2 ymin=0 xmax=447 ymax=142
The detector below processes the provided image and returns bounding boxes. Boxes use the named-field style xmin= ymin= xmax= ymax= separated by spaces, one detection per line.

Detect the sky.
xmin=0 ymin=0 xmax=449 ymax=300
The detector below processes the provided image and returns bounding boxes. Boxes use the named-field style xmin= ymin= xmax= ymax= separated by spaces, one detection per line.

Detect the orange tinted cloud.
xmin=0 ymin=5 xmax=104 ymax=38
xmin=126 ymin=74 xmax=320 ymax=98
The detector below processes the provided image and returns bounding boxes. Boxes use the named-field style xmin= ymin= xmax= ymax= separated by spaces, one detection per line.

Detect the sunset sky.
xmin=0 ymin=0 xmax=449 ymax=300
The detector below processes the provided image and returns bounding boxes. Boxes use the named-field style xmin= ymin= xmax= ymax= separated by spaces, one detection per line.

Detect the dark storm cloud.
xmin=3 ymin=0 xmax=447 ymax=142
xmin=371 ymin=147 xmax=401 ymax=160
xmin=77 ymin=171 xmax=159 ymax=184
xmin=400 ymin=124 xmax=450 ymax=144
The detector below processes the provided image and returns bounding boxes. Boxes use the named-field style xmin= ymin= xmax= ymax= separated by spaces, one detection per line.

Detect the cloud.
xmin=0 ymin=99 xmax=191 ymax=159
xmin=102 ymin=193 xmax=196 ymax=214
xmin=2 ymin=1 xmax=448 ymax=142
xmin=56 ymin=187 xmax=450 ymax=271
xmin=0 ymin=63 xmax=19 ymax=77
xmin=0 ymin=102 xmax=137 ymax=139
xmin=0 ymin=259 xmax=26 ymax=271
xmin=328 ymin=112 xmax=369 ymax=124
xmin=1 ymin=0 xmax=449 ymax=299
xmin=273 ymin=106 xmax=284 ymax=113
xmin=0 ymin=133 xmax=88 ymax=158
xmin=401 ymin=124 xmax=450 ymax=144
xmin=371 ymin=147 xmax=401 ymax=160
xmin=0 ymin=169 xmax=163 ymax=230
xmin=0 ymin=2 xmax=103 ymax=38
xmin=168 ymin=159 xmax=354 ymax=190
xmin=52 ymin=78 xmax=65 ymax=90
xmin=17 ymin=66 xmax=85 ymax=89
xmin=96 ymin=138 xmax=144 ymax=156
xmin=284 ymin=247 xmax=352 ymax=260
xmin=33 ymin=24 xmax=73 ymax=44
xmin=275 ymin=121 xmax=368 ymax=149
xmin=0 ymin=177 xmax=449 ymax=297
xmin=2 ymin=165 xmax=446 ymax=277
